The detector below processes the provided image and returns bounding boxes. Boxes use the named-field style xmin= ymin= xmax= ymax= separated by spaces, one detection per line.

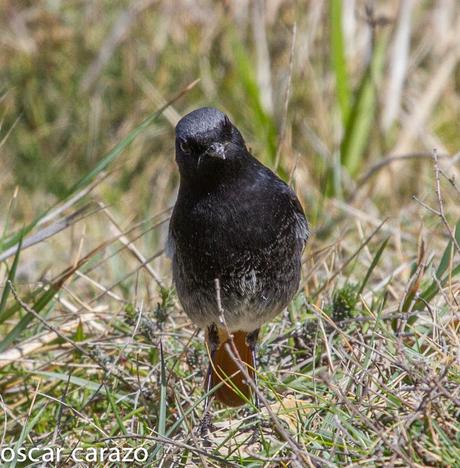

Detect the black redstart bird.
xmin=168 ymin=107 xmax=309 ymax=407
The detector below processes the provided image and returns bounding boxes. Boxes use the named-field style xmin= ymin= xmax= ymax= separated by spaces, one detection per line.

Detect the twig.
xmin=349 ymin=152 xmax=449 ymax=203
xmin=0 ymin=394 xmax=7 ymax=448
xmin=99 ymin=203 xmax=164 ymax=287
xmin=440 ymin=166 xmax=460 ymax=195
xmin=0 ymin=204 xmax=102 ymax=263
xmin=51 ymin=370 xmax=73 ymax=446
xmin=433 ymin=149 xmax=460 ymax=255
xmin=412 ymin=196 xmax=440 ymax=216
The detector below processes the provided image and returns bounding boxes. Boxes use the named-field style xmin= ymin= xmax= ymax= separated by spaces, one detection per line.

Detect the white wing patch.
xmin=294 ymin=211 xmax=310 ymax=244
xmin=165 ymin=229 xmax=175 ymax=258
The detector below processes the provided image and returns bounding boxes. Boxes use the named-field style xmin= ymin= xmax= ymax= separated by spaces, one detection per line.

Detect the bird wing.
xmin=294 ymin=209 xmax=309 ymax=245
xmin=165 ymin=223 xmax=175 ymax=259
xmin=289 ymin=192 xmax=310 ymax=247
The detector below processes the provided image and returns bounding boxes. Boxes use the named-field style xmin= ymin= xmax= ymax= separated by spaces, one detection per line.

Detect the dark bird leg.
xmin=199 ymin=365 xmax=213 ymax=440
xmin=246 ymin=328 xmax=262 ymax=444
xmin=199 ymin=324 xmax=219 ymax=440
xmin=246 ymin=328 xmax=260 ymax=410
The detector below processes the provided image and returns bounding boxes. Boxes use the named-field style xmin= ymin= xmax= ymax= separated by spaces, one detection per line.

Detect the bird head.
xmin=175 ymin=107 xmax=247 ymax=182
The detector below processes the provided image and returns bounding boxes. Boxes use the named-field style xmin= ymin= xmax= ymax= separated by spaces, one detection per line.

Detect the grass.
xmin=1 ymin=1 xmax=460 ymax=466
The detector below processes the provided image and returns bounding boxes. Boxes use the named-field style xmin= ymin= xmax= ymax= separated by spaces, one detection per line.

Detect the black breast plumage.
xmin=168 ymin=158 xmax=309 ymax=332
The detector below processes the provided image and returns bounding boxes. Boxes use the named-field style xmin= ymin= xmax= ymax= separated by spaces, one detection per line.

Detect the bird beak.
xmin=197 ymin=142 xmax=227 ymax=168
xmin=205 ymin=142 xmax=226 ymax=160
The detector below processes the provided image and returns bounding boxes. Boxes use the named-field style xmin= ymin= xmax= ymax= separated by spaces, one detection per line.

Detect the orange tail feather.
xmin=210 ymin=330 xmax=254 ymax=407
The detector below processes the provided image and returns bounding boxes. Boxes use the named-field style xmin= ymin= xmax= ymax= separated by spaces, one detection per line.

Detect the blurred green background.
xmin=2 ymin=0 xmax=459 ymax=222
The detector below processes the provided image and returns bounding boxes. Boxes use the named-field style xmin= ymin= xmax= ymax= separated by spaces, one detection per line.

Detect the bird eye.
xmin=179 ymin=139 xmax=190 ymax=153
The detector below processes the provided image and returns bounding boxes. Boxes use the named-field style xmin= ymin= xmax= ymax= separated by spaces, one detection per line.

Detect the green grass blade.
xmin=417 ymin=220 xmax=460 ymax=308
xmin=67 ymin=111 xmax=161 ymax=196
xmin=330 ymin=0 xmax=351 ymax=125
xmin=357 ymin=237 xmax=390 ymax=296
xmin=148 ymin=340 xmax=169 ymax=462
xmin=0 ymin=286 xmax=58 ymax=353
xmin=158 ymin=340 xmax=167 ymax=439
xmin=435 ymin=220 xmax=460 ymax=279
xmin=231 ymin=34 xmax=278 ymax=168
xmin=0 ymin=238 xmax=22 ymax=317
xmin=7 ymin=404 xmax=47 ymax=468
xmin=105 ymin=384 xmax=128 ymax=436
xmin=73 ymin=319 xmax=86 ymax=342
xmin=0 ymin=288 xmax=40 ymax=326
xmin=32 ymin=371 xmax=130 ymax=401
xmin=340 ymin=34 xmax=387 ymax=177
xmin=1 ymin=186 xmax=19 ymax=241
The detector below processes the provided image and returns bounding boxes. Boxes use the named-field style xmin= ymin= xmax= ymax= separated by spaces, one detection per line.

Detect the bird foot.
xmin=198 ymin=411 xmax=215 ymax=443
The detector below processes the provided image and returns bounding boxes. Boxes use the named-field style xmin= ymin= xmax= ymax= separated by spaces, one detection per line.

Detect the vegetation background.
xmin=0 ymin=0 xmax=459 ymax=466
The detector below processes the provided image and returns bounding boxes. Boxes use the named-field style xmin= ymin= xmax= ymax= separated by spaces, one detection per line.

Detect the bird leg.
xmin=246 ymin=328 xmax=260 ymax=410
xmin=245 ymin=328 xmax=262 ymax=444
xmin=199 ymin=324 xmax=219 ymax=440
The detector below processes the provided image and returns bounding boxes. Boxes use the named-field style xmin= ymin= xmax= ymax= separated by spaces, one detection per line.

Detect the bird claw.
xmin=198 ymin=411 xmax=214 ymax=441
